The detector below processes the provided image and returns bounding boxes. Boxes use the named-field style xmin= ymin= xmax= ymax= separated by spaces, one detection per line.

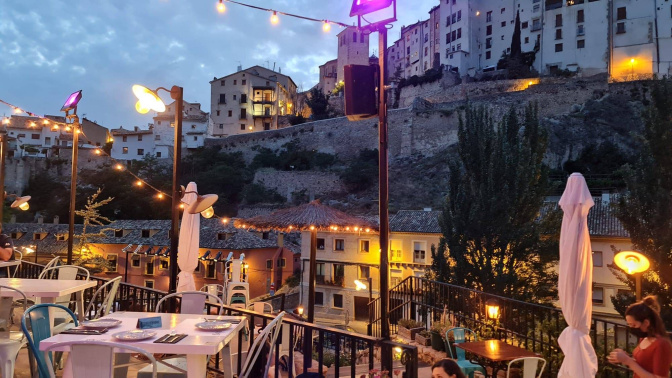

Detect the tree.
xmin=510 ymin=10 xmax=522 ymax=58
xmin=614 ymin=79 xmax=672 ymax=327
xmin=433 ymin=103 xmax=559 ymax=302
xmin=497 ymin=11 xmax=536 ymax=78
xmin=73 ymin=188 xmax=114 ymax=273
xmin=306 ymin=87 xmax=331 ymax=120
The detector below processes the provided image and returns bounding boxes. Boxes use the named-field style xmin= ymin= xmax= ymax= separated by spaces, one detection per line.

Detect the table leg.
xmin=187 ymin=354 xmax=208 ymax=378
xmin=75 ymin=291 xmax=85 ymax=321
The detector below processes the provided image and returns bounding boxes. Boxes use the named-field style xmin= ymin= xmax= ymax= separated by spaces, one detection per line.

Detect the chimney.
xmin=134 ymin=126 xmax=139 ymax=132
xmin=277 ymin=233 xmax=284 ymax=247
xmin=53 ymin=215 xmax=59 ymax=224
xmin=278 ymin=67 xmax=281 ymax=74
xmin=37 ymin=215 xmax=44 ymax=224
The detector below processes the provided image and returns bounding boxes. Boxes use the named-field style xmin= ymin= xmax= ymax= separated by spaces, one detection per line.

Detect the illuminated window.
xmin=122 ymin=147 xmax=128 ymax=154
xmin=359 ymin=266 xmax=370 ymax=278
xmin=107 ymin=254 xmax=118 ymax=272
xmin=360 ymin=240 xmax=370 ymax=253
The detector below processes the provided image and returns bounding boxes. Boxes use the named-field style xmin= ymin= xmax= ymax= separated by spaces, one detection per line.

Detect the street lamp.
xmin=485 ymin=299 xmax=500 ymax=320
xmin=133 ymin=84 xmax=184 ymax=295
xmin=61 ymin=90 xmax=83 ymax=265
xmin=614 ymin=250 xmax=650 ymax=300
xmin=354 ymin=277 xmax=373 ymax=302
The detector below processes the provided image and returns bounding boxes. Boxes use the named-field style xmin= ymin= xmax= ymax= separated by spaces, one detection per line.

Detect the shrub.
xmin=242 ymin=183 xmax=285 ymax=204
xmin=341 ymin=149 xmax=378 ymax=192
xmin=398 ymin=319 xmax=424 ymax=329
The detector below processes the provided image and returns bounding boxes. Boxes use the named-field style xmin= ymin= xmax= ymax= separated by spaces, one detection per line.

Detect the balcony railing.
xmin=12 ymin=260 xmax=418 ymax=377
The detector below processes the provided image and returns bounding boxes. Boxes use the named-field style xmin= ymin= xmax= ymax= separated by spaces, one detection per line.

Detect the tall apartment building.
xmin=317 ymin=27 xmax=371 ymax=95
xmin=210 ymin=65 xmax=298 ymax=137
xmin=389 ymin=0 xmax=672 ymax=80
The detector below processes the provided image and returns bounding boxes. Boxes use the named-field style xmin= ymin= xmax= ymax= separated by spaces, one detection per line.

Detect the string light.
xmin=270 ymin=11 xmax=279 ymax=24
xmin=323 ymin=21 xmax=331 ymax=32
xmin=217 ymin=0 xmax=226 ymax=13
xmin=157 ymin=193 xmax=164 ymax=199
xmin=115 ymin=164 xmax=124 ymax=170
xmin=179 ymin=203 xmax=185 ymax=209
xmin=2 ymin=118 xmax=9 ymax=125
xmin=65 ymin=126 xmax=72 ymax=132
xmin=42 ymin=119 xmax=49 ymax=125
xmin=135 ymin=180 xmax=143 ymax=187
xmin=221 ymin=218 xmax=229 ymax=224
xmin=94 ymin=149 xmax=102 ymax=155
xmin=13 ymin=108 xmax=21 ymax=114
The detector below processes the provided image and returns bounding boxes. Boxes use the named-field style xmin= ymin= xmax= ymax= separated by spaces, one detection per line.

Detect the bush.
xmin=284 ymin=272 xmax=300 ymax=288
xmin=242 ymin=183 xmax=285 ymax=205
xmin=398 ymin=319 xmax=424 ymax=329
xmin=288 ymin=114 xmax=306 ymax=126
xmin=341 ymin=149 xmax=378 ymax=192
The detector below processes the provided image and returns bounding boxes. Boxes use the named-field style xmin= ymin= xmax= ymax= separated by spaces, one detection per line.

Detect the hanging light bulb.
xmin=179 ymin=203 xmax=185 ymax=210
xmin=42 ymin=119 xmax=49 ymax=125
xmin=135 ymin=180 xmax=143 ymax=187
xmin=217 ymin=0 xmax=226 ymax=13
xmin=13 ymin=108 xmax=21 ymax=114
xmin=29 ymin=122 xmax=36 ymax=127
xmin=115 ymin=163 xmax=124 ymax=170
xmin=270 ymin=11 xmax=279 ymax=25
xmin=65 ymin=125 xmax=72 ymax=132
xmin=94 ymin=149 xmax=102 ymax=155
xmin=2 ymin=118 xmax=9 ymax=125
xmin=157 ymin=193 xmax=164 ymax=199
xmin=323 ymin=21 xmax=331 ymax=32
xmin=221 ymin=218 xmax=229 ymax=224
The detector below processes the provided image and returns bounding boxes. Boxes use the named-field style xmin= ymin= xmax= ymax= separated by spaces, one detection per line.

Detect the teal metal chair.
xmin=445 ymin=327 xmax=486 ymax=378
xmin=21 ymin=303 xmax=78 ymax=378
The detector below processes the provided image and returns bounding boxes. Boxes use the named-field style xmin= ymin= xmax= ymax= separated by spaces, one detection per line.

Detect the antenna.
xmin=273 ymin=62 xmax=276 ymax=71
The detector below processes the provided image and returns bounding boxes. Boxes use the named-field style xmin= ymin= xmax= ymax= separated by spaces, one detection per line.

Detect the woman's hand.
xmin=608 ymin=349 xmax=633 ymax=366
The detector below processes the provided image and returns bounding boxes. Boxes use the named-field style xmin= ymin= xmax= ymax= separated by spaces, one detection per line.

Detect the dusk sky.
xmin=0 ymin=1 xmax=436 ymax=129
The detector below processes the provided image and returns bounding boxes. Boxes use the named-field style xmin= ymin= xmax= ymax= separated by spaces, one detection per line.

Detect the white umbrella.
xmin=176 ymin=182 xmax=199 ymax=292
xmin=557 ymin=173 xmax=598 ymax=377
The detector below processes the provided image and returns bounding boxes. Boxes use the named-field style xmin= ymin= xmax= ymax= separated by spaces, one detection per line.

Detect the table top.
xmin=39 ymin=312 xmax=247 ymax=355
xmin=456 ymin=340 xmax=539 ymax=362
xmin=0 ymin=278 xmax=97 ymax=298
xmin=0 ymin=260 xmax=20 ymax=268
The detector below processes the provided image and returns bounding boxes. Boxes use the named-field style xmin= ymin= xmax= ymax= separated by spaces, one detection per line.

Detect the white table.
xmin=0 ymin=278 xmax=97 ymax=322
xmin=40 ymin=312 xmax=247 ymax=378
xmin=0 ymin=260 xmax=20 ymax=277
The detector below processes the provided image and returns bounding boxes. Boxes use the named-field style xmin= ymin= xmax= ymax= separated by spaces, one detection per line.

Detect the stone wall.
xmin=253 ymin=169 xmax=346 ymax=201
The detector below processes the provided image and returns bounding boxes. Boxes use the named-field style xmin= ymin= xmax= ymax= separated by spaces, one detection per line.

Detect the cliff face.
xmin=206 ymin=77 xmax=650 ymax=214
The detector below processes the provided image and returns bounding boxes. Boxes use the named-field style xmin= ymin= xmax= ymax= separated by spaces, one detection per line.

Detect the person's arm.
xmin=612 ymin=347 xmax=670 ymax=378
xmin=0 ymin=246 xmax=12 ymax=261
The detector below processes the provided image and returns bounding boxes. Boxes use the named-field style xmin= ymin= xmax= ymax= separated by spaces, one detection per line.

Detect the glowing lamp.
xmin=135 ymin=180 xmax=143 ymax=187
xmin=115 ymin=164 xmax=124 ymax=170
xmin=476 ymin=11 xmax=480 ymax=16
xmin=10 ymin=195 xmax=31 ymax=211
xmin=94 ymin=149 xmax=102 ymax=155
xmin=157 ymin=193 xmax=164 ymax=199
xmin=354 ymin=279 xmax=368 ymax=291
xmin=221 ymin=218 xmax=229 ymax=224
xmin=309 ymin=225 xmax=315 ymax=230
xmin=297 ymin=306 xmax=304 ymax=316
xmin=200 ymin=206 xmax=215 ymax=219
xmin=2 ymin=118 xmax=9 ymax=124
xmin=132 ymin=85 xmax=166 ymax=114
xmin=61 ymin=90 xmax=83 ymax=112
xmin=270 ymin=11 xmax=279 ymax=24
xmin=248 ymin=125 xmax=253 ymax=130
xmin=630 ymin=58 xmax=635 ymax=64
xmin=43 ymin=119 xmax=49 ymax=125
xmin=485 ymin=299 xmax=500 ymax=320
xmin=323 ymin=21 xmax=331 ymax=32
xmin=350 ymin=0 xmax=394 ymax=17
xmin=614 ymin=251 xmax=650 ymax=275
xmin=217 ymin=0 xmax=226 ymax=13
xmin=187 ymin=193 xmax=218 ymax=216
xmin=13 ymin=108 xmax=22 ymax=114
xmin=23 ymin=246 xmax=35 ymax=254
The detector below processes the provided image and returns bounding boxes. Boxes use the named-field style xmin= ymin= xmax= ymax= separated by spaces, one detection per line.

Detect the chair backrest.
xmin=43 ymin=340 xmax=158 ymax=378
xmin=10 ymin=250 xmax=22 ymax=277
xmin=239 ymin=311 xmax=285 ymax=378
xmin=39 ymin=265 xmax=90 ymax=281
xmin=155 ymin=291 xmax=223 ymax=315
xmin=250 ymin=302 xmax=273 ymax=314
xmin=446 ymin=327 xmax=478 ymax=360
xmin=0 ymin=285 xmax=27 ymax=336
xmin=42 ymin=257 xmax=62 ymax=274
xmin=507 ymin=357 xmax=546 ymax=378
xmin=85 ymin=277 xmax=122 ymax=320
xmin=21 ymin=304 xmax=78 ymax=378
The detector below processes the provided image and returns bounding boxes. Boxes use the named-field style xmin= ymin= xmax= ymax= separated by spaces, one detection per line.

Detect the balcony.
xmin=252 ymin=111 xmax=273 ymax=119
xmin=251 ymin=99 xmax=274 ymax=105
xmin=316 ymin=275 xmax=344 ymax=287
xmin=252 ymin=86 xmax=274 ymax=91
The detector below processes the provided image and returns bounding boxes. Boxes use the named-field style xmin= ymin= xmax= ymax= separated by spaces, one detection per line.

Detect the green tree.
xmin=341 ymin=148 xmax=378 ymax=192
xmin=614 ymin=79 xmax=672 ymax=327
xmin=497 ymin=11 xmax=536 ymax=78
xmin=435 ymin=103 xmax=558 ymax=302
xmin=306 ymin=87 xmax=331 ymax=120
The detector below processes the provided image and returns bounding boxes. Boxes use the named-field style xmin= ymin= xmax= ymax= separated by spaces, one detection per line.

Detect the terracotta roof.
xmin=6 ymin=115 xmax=65 ymax=130
xmin=111 ymin=127 xmax=153 ymax=136
xmin=389 ymin=210 xmax=441 ymax=234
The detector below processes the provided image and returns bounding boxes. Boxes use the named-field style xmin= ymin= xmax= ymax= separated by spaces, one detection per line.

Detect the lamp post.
xmin=60 ymin=90 xmax=83 ymax=265
xmin=614 ymin=250 xmax=650 ymax=301
xmin=133 ymin=84 xmax=183 ymax=295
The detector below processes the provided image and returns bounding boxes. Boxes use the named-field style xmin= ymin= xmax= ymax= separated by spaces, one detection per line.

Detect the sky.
xmin=0 ymin=0 xmax=437 ymax=129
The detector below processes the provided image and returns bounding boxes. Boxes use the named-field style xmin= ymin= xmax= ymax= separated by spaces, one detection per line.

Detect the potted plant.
xmin=397 ymin=319 xmax=424 ymax=340
xmin=430 ymin=320 xmax=450 ymax=352
xmin=415 ymin=329 xmax=431 ymax=346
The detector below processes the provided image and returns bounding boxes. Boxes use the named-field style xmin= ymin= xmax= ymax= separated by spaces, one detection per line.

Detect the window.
xmin=452 ymin=13 xmax=456 ymax=24
xmin=577 ymin=9 xmax=584 ymax=23
xmin=501 ymin=8 xmax=505 ymax=14
xmin=228 ymin=110 xmax=232 ymax=117
xmin=205 ymin=262 xmax=217 ymax=279
xmin=406 ymin=46 xmax=410 ymax=55
xmin=31 ymin=133 xmax=39 ymax=140
xmin=280 ymin=258 xmax=286 ymax=267
xmin=56 ymin=234 xmax=67 ymax=241
xmin=141 ymin=229 xmax=150 ymax=238
xmin=193 ymin=136 xmax=197 ymax=141
xmin=44 ymin=137 xmax=51 ymax=146
xmin=144 ymin=280 xmax=154 ymax=289
xmin=456 ymin=43 xmax=461 ymax=51
xmin=522 ymin=21 xmax=528 ymax=29
xmin=131 ymin=255 xmax=141 ymax=267
xmin=525 ymin=37 xmax=529 ymax=43
xmin=240 ymin=109 xmax=246 ymax=119
xmin=138 ymin=135 xmax=143 ymax=141
xmin=555 ymin=14 xmax=562 ymax=27
xmin=219 ymin=94 xmax=226 ymax=104
xmin=486 ymin=38 xmax=492 ymax=49
xmin=555 ymin=29 xmax=562 ymax=40
xmin=122 ymin=147 xmax=128 ymax=154
xmin=220 ymin=80 xmax=225 ymax=86
xmin=241 ymin=94 xmax=247 ymax=103
xmin=577 ymin=25 xmax=585 ymax=36
xmin=155 ymin=134 xmax=160 ymax=140
xmin=241 ymin=79 xmax=246 ymax=85
xmin=390 ymin=240 xmax=402 ymax=261
xmin=486 ymin=25 xmax=492 ymax=35
xmin=145 ymin=259 xmax=154 ymax=275
xmin=532 ymin=18 xmax=541 ymax=31
xmin=264 ymin=122 xmax=270 ymax=130
xmin=451 ymin=30 xmax=456 ymax=41
xmin=333 ymin=264 xmax=344 ymax=279
xmin=333 ymin=294 xmax=343 ymax=308
xmin=233 ymin=95 xmax=237 ymax=100
xmin=122 ymin=136 xmax=127 ymax=142
xmin=616 ymin=22 xmax=625 ymax=34
xmin=413 ymin=241 xmax=426 ymax=262
xmin=446 ymin=33 xmax=451 ymax=44
xmin=233 ymin=80 xmax=237 ymax=85
xmin=424 ymin=47 xmax=428 ymax=56
xmin=156 ymin=152 xmax=161 ymax=158
xmin=617 ymin=7 xmax=626 ymax=20
xmin=115 ymin=229 xmax=124 ymax=238
xmin=555 ymin=43 xmax=563 ymax=52
xmin=577 ymin=39 xmax=585 ymax=48
xmin=315 ymin=292 xmax=324 ymax=306
xmin=446 ymin=16 xmax=451 ymax=26
xmin=137 ymin=149 xmax=144 ymax=156
xmin=266 ymin=260 xmax=272 ymax=269
xmin=486 ymin=51 xmax=491 ymax=59
xmin=501 ymin=21 xmax=506 ymax=27
xmin=359 ymin=266 xmax=370 ymax=278
xmin=457 ymin=10 xmax=461 ymax=21
xmin=316 ymin=238 xmax=325 ymax=250
xmin=216 ymin=110 xmax=220 ymax=116
xmin=593 ymin=251 xmax=603 ymax=267
xmin=457 ymin=28 xmax=461 ymax=39
xmin=240 ymin=124 xmax=245 ymax=130
xmin=159 ymin=259 xmax=169 ymax=270
xmin=360 ymin=33 xmax=364 ymax=43
xmin=353 ymin=32 xmax=357 ymax=42
xmin=592 ymin=286 xmax=604 ymax=305
xmin=334 ymin=239 xmax=344 ymax=251
xmin=107 ymin=254 xmax=118 ymax=272
xmin=360 ymin=240 xmax=370 ymax=253
xmin=316 ymin=263 xmax=325 ymax=276
xmin=486 ymin=11 xmax=492 ymax=22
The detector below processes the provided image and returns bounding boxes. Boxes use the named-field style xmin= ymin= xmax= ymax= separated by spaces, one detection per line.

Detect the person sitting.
xmin=0 ymin=225 xmax=15 ymax=278
xmin=432 ymin=359 xmax=466 ymax=378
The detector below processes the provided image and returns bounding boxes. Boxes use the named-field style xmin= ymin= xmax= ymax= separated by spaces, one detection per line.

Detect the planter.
xmin=398 ymin=326 xmax=424 ymax=340
xmin=415 ymin=333 xmax=431 ymax=346
xmin=444 ymin=339 xmax=457 ymax=358
xmin=430 ymin=331 xmax=445 ymax=351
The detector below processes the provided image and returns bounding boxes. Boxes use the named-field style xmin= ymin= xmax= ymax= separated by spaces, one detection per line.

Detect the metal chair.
xmin=21 ymin=303 xmax=78 ymax=378
xmin=238 ymin=311 xmax=285 ymax=378
xmin=43 ymin=340 xmax=158 ymax=378
xmin=445 ymin=327 xmax=486 ymax=378
xmin=506 ymin=357 xmax=547 ymax=378
xmin=155 ymin=290 xmax=223 ymax=315
xmin=6 ymin=249 xmax=22 ymax=278
xmin=201 ymin=284 xmax=225 ymax=302
xmin=0 ymin=285 xmax=27 ymax=378
xmin=40 ymin=257 xmax=63 ymax=276
xmin=84 ymin=276 xmax=122 ymax=320
xmin=38 ymin=265 xmax=90 ymax=330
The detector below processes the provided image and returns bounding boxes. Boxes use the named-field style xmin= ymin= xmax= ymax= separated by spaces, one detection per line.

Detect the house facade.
xmin=209 ymin=65 xmax=298 ymax=137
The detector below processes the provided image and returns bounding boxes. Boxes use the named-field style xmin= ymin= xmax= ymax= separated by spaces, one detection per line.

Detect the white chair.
xmin=84 ymin=276 xmax=122 ymax=320
xmin=38 ymin=265 xmax=90 ymax=331
xmin=506 ymin=357 xmax=547 ymax=378
xmin=201 ymin=284 xmax=225 ymax=302
xmin=7 ymin=249 xmax=22 ymax=278
xmin=248 ymin=302 xmax=274 ymax=329
xmin=0 ymin=285 xmax=27 ymax=378
xmin=43 ymin=340 xmax=158 ymax=378
xmin=238 ymin=311 xmax=285 ymax=378
xmin=41 ymin=256 xmax=63 ymax=275
xmin=155 ymin=290 xmax=223 ymax=315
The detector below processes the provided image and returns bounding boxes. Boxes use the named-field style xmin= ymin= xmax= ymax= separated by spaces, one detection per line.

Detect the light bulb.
xmin=135 ymin=101 xmax=150 ymax=114
xmin=19 ymin=202 xmax=29 ymax=211
xmin=323 ymin=22 xmax=331 ymax=32
xmin=29 ymin=122 xmax=36 ymax=127
xmin=13 ymin=108 xmax=21 ymax=114
xmin=270 ymin=11 xmax=279 ymax=24
xmin=43 ymin=119 xmax=49 ymax=125
xmin=115 ymin=164 xmax=123 ymax=170
xmin=2 ymin=118 xmax=9 ymax=125
xmin=157 ymin=193 xmax=164 ymax=199
xmin=201 ymin=206 xmax=215 ymax=219
xmin=94 ymin=149 xmax=102 ymax=155
xmin=217 ymin=0 xmax=226 ymax=13
xmin=135 ymin=180 xmax=143 ymax=187
xmin=179 ymin=203 xmax=185 ymax=209
xmin=221 ymin=218 xmax=229 ymax=224
xmin=65 ymin=126 xmax=72 ymax=132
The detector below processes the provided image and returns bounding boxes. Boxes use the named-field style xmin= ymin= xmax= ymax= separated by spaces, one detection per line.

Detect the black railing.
xmin=370 ymin=276 xmax=671 ymax=377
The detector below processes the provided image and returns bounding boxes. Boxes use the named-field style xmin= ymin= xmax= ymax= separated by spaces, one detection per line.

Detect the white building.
xmin=153 ymin=101 xmax=209 ymax=157
xmin=388 ymin=0 xmax=672 ymax=80
xmin=110 ymin=126 xmax=155 ymax=160
xmin=317 ymin=27 xmax=372 ymax=95
xmin=209 ymin=65 xmax=298 ymax=137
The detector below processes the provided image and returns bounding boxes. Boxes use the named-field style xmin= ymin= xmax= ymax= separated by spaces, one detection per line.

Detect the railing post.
xmin=410 ymin=278 xmax=416 ymax=322
xmin=280 ymin=293 xmax=285 ymax=311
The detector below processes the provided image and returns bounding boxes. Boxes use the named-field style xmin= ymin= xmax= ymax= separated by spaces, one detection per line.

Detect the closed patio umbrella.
xmin=177 ymin=182 xmax=200 ymax=292
xmin=558 ymin=173 xmax=598 ymax=377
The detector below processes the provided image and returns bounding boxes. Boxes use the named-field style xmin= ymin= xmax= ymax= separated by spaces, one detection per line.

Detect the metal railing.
xmin=13 ymin=261 xmax=418 ymax=377
xmin=369 ymin=276 xmax=672 ymax=377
